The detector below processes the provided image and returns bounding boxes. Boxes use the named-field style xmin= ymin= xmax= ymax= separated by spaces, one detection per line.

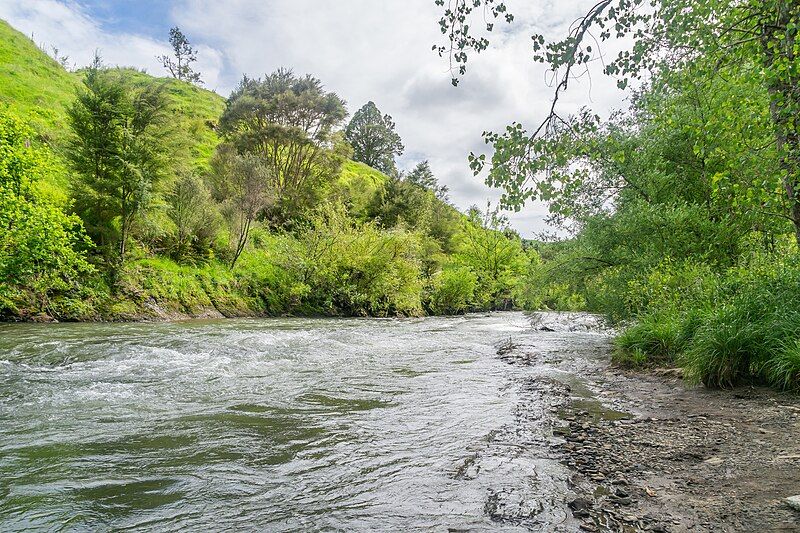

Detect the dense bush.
xmin=427 ymin=266 xmax=477 ymax=315
xmin=613 ymin=254 xmax=800 ymax=390
xmin=0 ymin=111 xmax=95 ymax=318
xmin=279 ymin=204 xmax=424 ymax=316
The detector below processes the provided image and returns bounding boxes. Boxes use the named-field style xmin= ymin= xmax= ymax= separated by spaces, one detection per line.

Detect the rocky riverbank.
xmin=501 ymin=314 xmax=800 ymax=532
xmin=555 ymin=371 xmax=800 ymax=532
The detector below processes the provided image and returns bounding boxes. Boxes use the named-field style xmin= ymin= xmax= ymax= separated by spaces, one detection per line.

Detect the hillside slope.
xmin=0 ymin=19 xmax=81 ymax=140
xmin=0 ymin=19 xmax=225 ymax=180
xmin=2 ymin=18 xmax=529 ymax=323
xmin=0 ymin=19 xmax=390 ymax=188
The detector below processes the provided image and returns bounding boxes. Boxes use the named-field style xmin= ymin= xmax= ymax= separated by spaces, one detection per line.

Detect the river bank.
xmin=504 ymin=314 xmax=800 ymax=532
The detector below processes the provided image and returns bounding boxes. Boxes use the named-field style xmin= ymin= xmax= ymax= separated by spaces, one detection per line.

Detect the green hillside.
xmin=0 ymin=20 xmax=385 ymax=188
xmin=0 ymin=18 xmax=533 ymax=323
xmin=0 ymin=20 xmax=80 ymax=138
xmin=0 ymin=20 xmax=225 ymax=182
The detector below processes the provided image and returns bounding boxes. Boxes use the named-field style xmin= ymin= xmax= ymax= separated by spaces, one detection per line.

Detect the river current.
xmin=0 ymin=312 xmax=609 ymax=531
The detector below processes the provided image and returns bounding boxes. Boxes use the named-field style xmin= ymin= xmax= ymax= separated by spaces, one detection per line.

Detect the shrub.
xmin=427 ymin=266 xmax=477 ymax=315
xmin=763 ymin=340 xmax=800 ymax=391
xmin=280 ymin=204 xmax=424 ymax=316
xmin=681 ymin=258 xmax=800 ymax=388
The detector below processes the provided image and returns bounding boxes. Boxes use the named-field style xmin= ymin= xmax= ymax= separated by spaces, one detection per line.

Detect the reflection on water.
xmin=0 ymin=313 xmax=608 ymax=531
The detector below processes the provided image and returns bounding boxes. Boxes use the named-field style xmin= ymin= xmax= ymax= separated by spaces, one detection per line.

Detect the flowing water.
xmin=0 ymin=312 xmax=610 ymax=531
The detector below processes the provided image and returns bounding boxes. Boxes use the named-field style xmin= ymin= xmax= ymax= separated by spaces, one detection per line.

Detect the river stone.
xmin=786 ymin=495 xmax=800 ymax=511
xmin=568 ymin=497 xmax=592 ymax=518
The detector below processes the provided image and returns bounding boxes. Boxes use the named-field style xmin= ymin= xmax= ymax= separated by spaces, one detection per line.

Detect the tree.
xmin=219 ymin=69 xmax=348 ymax=225
xmin=67 ymin=58 xmax=169 ymax=262
xmin=345 ymin=101 xmax=404 ymax=174
xmin=434 ymin=0 xmax=800 ymax=243
xmin=209 ymin=145 xmax=274 ymax=268
xmin=455 ymin=203 xmax=527 ymax=309
xmin=406 ymin=160 xmax=449 ymax=201
xmin=158 ymin=26 xmax=202 ymax=84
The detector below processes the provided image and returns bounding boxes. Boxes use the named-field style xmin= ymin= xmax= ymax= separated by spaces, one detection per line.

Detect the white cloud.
xmin=0 ymin=0 xmax=628 ymax=237
xmin=0 ymin=0 xmax=225 ymax=86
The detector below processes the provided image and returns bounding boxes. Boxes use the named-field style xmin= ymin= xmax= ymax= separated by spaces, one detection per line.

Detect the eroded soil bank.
xmin=508 ymin=313 xmax=800 ymax=532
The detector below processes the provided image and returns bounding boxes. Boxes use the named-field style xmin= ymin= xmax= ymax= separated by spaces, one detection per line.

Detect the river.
xmin=0 ymin=312 xmax=611 ymax=531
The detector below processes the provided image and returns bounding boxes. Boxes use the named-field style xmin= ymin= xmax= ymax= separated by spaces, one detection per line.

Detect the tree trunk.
xmin=120 ymin=216 xmax=128 ymax=263
xmin=762 ymin=0 xmax=800 ymax=244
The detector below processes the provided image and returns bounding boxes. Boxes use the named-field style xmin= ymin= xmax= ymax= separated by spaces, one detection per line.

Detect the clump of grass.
xmin=680 ymin=306 xmax=762 ymax=387
xmin=680 ymin=259 xmax=800 ymax=388
xmin=614 ymin=255 xmax=800 ymax=391
xmin=762 ymin=340 xmax=800 ymax=391
xmin=614 ymin=309 xmax=695 ymax=367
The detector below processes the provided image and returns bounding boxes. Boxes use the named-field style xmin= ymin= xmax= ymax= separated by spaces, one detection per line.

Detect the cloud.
xmin=0 ymin=0 xmax=225 ymax=87
xmin=0 ymin=0 xmax=628 ymax=237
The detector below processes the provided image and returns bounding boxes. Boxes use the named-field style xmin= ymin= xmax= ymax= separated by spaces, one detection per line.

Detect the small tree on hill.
xmin=158 ymin=26 xmax=202 ymax=84
xmin=209 ymin=145 xmax=274 ymax=269
xmin=219 ymin=69 xmax=348 ymax=225
xmin=407 ymin=160 xmax=449 ymax=201
xmin=345 ymin=101 xmax=404 ymax=174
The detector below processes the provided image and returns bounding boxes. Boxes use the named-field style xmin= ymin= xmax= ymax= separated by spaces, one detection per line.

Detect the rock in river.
xmin=786 ymin=495 xmax=800 ymax=511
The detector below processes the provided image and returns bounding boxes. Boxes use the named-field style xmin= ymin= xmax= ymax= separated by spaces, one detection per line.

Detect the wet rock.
xmin=786 ymin=495 xmax=800 ymax=511
xmin=609 ymin=495 xmax=633 ymax=506
xmin=568 ymin=497 xmax=592 ymax=518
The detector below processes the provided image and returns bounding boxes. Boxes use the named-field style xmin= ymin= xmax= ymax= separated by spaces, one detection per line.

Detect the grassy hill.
xmin=0 ymin=20 xmax=81 ymax=139
xmin=0 ymin=19 xmax=388 ymax=192
xmin=2 ymin=18 xmax=522 ymax=323
xmin=0 ymin=19 xmax=225 ymax=190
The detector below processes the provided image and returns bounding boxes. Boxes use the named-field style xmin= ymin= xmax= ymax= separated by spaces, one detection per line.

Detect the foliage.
xmin=406 ymin=160 xmax=449 ymax=201
xmin=453 ymin=205 xmax=527 ymax=310
xmin=427 ymin=266 xmax=476 ymax=315
xmin=209 ymin=144 xmax=274 ymax=268
xmin=279 ymin=204 xmax=424 ymax=316
xmin=436 ymin=0 xmax=800 ymax=243
xmin=345 ymin=101 xmax=404 ymax=174
xmin=431 ymin=0 xmax=800 ymax=390
xmin=164 ymin=172 xmax=220 ymax=262
xmin=0 ymin=110 xmax=94 ymax=317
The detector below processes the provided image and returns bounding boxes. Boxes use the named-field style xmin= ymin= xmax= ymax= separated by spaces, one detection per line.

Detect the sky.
xmin=0 ymin=0 xmax=627 ymax=237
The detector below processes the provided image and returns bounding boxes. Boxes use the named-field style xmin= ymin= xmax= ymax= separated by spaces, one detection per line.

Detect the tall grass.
xmin=615 ymin=254 xmax=800 ymax=390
